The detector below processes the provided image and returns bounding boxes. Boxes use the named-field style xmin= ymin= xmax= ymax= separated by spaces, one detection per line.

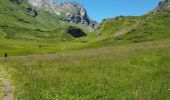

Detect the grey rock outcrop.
xmin=28 ymin=0 xmax=98 ymax=29
xmin=157 ymin=0 xmax=170 ymax=12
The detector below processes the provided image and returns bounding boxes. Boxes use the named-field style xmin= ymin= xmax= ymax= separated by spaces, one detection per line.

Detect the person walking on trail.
xmin=4 ymin=53 xmax=8 ymax=58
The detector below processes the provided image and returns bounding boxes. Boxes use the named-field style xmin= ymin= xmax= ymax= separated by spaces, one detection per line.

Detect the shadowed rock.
xmin=67 ymin=26 xmax=86 ymax=38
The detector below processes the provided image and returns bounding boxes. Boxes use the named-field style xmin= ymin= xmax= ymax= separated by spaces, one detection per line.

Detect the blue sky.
xmin=55 ymin=0 xmax=163 ymax=22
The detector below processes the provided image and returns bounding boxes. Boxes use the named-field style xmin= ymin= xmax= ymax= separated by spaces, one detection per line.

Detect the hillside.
xmin=0 ymin=0 xmax=93 ymax=56
xmin=0 ymin=0 xmax=169 ymax=56
xmin=0 ymin=0 xmax=93 ymax=39
xmin=0 ymin=0 xmax=170 ymax=56
xmin=80 ymin=0 xmax=170 ymax=48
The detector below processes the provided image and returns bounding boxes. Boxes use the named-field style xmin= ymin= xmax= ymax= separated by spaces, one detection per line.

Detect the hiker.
xmin=4 ymin=53 xmax=7 ymax=58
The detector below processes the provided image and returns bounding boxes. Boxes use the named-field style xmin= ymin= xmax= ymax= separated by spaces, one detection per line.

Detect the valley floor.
xmin=0 ymin=39 xmax=170 ymax=100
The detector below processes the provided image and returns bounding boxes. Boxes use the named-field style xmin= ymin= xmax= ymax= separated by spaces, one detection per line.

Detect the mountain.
xmin=28 ymin=0 xmax=98 ymax=29
xmin=0 ymin=0 xmax=170 ymax=55
xmin=0 ymin=0 xmax=94 ymax=42
xmin=76 ymin=0 xmax=170 ymax=49
xmin=0 ymin=0 xmax=96 ymax=55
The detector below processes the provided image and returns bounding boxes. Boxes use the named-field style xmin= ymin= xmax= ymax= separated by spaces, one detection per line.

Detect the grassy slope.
xmin=98 ymin=16 xmax=141 ymax=36
xmin=1 ymin=39 xmax=170 ymax=100
xmin=0 ymin=1 xmax=169 ymax=57
xmin=0 ymin=0 xmax=92 ymax=56
xmin=73 ymin=11 xmax=170 ymax=49
xmin=0 ymin=0 xmax=62 ymax=31
xmin=52 ymin=9 xmax=170 ymax=52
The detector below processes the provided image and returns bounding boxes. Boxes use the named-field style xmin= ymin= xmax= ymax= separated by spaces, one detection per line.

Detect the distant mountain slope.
xmin=0 ymin=0 xmax=170 ymax=56
xmin=28 ymin=0 xmax=98 ymax=29
xmin=0 ymin=0 xmax=94 ymax=56
xmin=78 ymin=0 xmax=170 ymax=48
xmin=0 ymin=0 xmax=60 ymax=30
xmin=94 ymin=0 xmax=170 ymax=41
xmin=0 ymin=0 xmax=92 ymax=42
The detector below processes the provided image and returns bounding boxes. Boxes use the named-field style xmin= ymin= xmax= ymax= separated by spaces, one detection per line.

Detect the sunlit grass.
xmin=1 ymin=39 xmax=170 ymax=100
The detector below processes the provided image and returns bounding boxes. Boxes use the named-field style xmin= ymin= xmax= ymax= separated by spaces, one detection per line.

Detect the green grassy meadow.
xmin=1 ymin=39 xmax=170 ymax=100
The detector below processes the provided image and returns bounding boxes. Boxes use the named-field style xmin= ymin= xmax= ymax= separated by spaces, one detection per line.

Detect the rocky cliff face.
xmin=28 ymin=0 xmax=98 ymax=29
xmin=156 ymin=0 xmax=170 ymax=12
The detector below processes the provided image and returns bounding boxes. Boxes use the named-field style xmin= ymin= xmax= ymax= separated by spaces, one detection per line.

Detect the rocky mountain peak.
xmin=27 ymin=0 xmax=98 ymax=29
